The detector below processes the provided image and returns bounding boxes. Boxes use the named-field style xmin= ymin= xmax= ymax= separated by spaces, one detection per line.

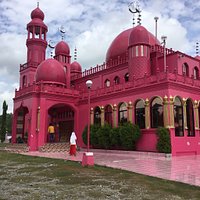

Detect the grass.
xmin=0 ymin=151 xmax=200 ymax=200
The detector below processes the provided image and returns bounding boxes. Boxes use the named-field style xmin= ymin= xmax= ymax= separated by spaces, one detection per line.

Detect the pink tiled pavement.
xmin=21 ymin=149 xmax=200 ymax=187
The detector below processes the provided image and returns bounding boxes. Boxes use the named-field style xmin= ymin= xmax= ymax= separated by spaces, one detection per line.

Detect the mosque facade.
xmin=12 ymin=5 xmax=200 ymax=156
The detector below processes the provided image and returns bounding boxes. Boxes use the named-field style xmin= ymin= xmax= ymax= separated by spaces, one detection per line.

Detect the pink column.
xmin=37 ymin=98 xmax=48 ymax=147
xmin=11 ymin=110 xmax=17 ymax=144
xmin=28 ymin=98 xmax=38 ymax=151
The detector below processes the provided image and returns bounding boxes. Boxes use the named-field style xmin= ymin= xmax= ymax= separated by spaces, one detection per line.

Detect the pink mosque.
xmin=11 ymin=5 xmax=200 ymax=156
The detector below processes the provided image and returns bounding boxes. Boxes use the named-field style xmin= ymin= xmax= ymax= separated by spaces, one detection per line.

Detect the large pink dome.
xmin=31 ymin=7 xmax=44 ymax=20
xmin=35 ymin=58 xmax=66 ymax=85
xmin=55 ymin=41 xmax=70 ymax=56
xmin=106 ymin=27 xmax=160 ymax=62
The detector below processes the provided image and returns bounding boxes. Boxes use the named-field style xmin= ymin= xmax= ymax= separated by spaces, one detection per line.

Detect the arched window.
xmin=135 ymin=100 xmax=145 ymax=129
xmin=22 ymin=75 xmax=27 ymax=87
xmin=94 ymin=107 xmax=101 ymax=125
xmin=105 ymin=105 xmax=112 ymax=126
xmin=105 ymin=79 xmax=110 ymax=87
xmin=186 ymin=99 xmax=195 ymax=136
xmin=182 ymin=63 xmax=189 ymax=76
xmin=194 ymin=67 xmax=199 ymax=79
xmin=151 ymin=97 xmax=163 ymax=128
xmin=174 ymin=97 xmax=184 ymax=136
xmin=124 ymin=73 xmax=129 ymax=82
xmin=118 ymin=103 xmax=127 ymax=124
xmin=114 ymin=76 xmax=120 ymax=85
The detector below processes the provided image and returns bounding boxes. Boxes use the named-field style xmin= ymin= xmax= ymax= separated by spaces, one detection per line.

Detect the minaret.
xmin=19 ymin=4 xmax=48 ymax=88
xmin=26 ymin=4 xmax=48 ymax=65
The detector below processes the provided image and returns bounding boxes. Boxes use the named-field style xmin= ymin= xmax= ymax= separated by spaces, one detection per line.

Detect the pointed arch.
xmin=150 ymin=96 xmax=164 ymax=128
xmin=105 ymin=79 xmax=110 ymax=87
xmin=114 ymin=76 xmax=120 ymax=85
xmin=135 ymin=99 xmax=145 ymax=129
xmin=182 ymin=63 xmax=189 ymax=76
xmin=186 ymin=98 xmax=195 ymax=136
xmin=104 ymin=104 xmax=113 ymax=126
xmin=194 ymin=66 xmax=199 ymax=79
xmin=94 ymin=106 xmax=101 ymax=125
xmin=124 ymin=73 xmax=129 ymax=82
xmin=174 ymin=96 xmax=184 ymax=136
xmin=118 ymin=102 xmax=127 ymax=124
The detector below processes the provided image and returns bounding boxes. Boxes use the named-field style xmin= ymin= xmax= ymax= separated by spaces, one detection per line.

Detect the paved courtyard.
xmin=22 ymin=149 xmax=200 ymax=187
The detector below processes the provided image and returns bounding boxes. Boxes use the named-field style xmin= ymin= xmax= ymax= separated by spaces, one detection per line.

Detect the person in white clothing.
xmin=69 ymin=132 xmax=77 ymax=156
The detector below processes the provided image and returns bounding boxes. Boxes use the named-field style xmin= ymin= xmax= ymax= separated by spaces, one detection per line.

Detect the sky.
xmin=0 ymin=0 xmax=200 ymax=113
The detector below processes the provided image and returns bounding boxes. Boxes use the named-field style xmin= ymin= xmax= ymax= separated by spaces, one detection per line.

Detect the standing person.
xmin=48 ymin=123 xmax=55 ymax=143
xmin=69 ymin=131 xmax=77 ymax=156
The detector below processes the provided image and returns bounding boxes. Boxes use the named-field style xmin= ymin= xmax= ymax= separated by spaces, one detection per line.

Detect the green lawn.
xmin=0 ymin=151 xmax=200 ymax=200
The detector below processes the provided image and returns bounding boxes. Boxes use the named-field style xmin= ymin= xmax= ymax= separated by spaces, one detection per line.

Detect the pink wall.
xmin=136 ymin=129 xmax=158 ymax=152
xmin=170 ymin=128 xmax=200 ymax=156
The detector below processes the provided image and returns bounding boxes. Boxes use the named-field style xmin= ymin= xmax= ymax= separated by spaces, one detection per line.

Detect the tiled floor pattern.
xmin=21 ymin=150 xmax=200 ymax=187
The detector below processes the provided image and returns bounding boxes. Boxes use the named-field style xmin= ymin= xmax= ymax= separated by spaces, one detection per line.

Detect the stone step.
xmin=39 ymin=143 xmax=70 ymax=152
xmin=5 ymin=144 xmax=29 ymax=153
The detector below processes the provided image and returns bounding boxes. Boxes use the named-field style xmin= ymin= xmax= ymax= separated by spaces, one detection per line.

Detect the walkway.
xmin=21 ymin=149 xmax=200 ymax=187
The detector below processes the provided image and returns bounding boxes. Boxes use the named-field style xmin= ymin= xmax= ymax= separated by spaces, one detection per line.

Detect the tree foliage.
xmin=156 ymin=127 xmax=171 ymax=153
xmin=0 ymin=101 xmax=8 ymax=142
xmin=82 ymin=122 xmax=141 ymax=150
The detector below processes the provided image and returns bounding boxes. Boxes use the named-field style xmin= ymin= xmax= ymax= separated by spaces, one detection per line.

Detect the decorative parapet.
xmin=15 ymin=82 xmax=80 ymax=98
xmin=71 ymin=52 xmax=128 ymax=81
xmin=20 ymin=61 xmax=38 ymax=71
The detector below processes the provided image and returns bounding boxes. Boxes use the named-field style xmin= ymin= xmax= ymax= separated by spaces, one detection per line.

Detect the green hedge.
xmin=82 ymin=122 xmax=141 ymax=150
xmin=156 ymin=127 xmax=171 ymax=153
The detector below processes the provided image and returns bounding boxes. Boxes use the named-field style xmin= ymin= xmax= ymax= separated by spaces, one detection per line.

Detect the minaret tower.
xmin=26 ymin=3 xmax=48 ymax=64
xmin=19 ymin=4 xmax=48 ymax=88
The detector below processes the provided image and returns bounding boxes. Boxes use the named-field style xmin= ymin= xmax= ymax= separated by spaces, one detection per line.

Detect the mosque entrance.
xmin=59 ymin=120 xmax=74 ymax=142
xmin=48 ymin=104 xmax=74 ymax=143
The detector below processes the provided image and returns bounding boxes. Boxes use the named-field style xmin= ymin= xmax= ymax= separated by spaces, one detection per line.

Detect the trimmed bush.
xmin=82 ymin=125 xmax=88 ymax=145
xmin=82 ymin=122 xmax=141 ymax=150
xmin=156 ymin=127 xmax=171 ymax=153
xmin=110 ymin=127 xmax=121 ymax=148
xmin=90 ymin=124 xmax=100 ymax=147
xmin=119 ymin=122 xmax=141 ymax=150
xmin=97 ymin=124 xmax=111 ymax=149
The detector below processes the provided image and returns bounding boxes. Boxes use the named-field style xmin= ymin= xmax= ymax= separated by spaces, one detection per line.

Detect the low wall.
xmin=136 ymin=129 xmax=158 ymax=152
xmin=170 ymin=128 xmax=200 ymax=156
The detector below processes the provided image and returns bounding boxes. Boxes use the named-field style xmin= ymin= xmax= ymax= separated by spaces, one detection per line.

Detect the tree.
xmin=0 ymin=101 xmax=8 ymax=142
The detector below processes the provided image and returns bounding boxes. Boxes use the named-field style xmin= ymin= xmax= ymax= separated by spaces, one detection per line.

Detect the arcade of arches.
xmin=91 ymin=96 xmax=199 ymax=137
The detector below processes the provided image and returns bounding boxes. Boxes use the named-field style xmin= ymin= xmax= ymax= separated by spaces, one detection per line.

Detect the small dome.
xmin=55 ymin=41 xmax=70 ymax=56
xmin=129 ymin=25 xmax=149 ymax=46
xmin=71 ymin=61 xmax=82 ymax=72
xmin=36 ymin=58 xmax=66 ymax=85
xmin=31 ymin=7 xmax=44 ymax=21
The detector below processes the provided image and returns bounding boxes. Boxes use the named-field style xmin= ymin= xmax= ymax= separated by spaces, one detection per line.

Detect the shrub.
xmin=156 ymin=127 xmax=171 ymax=153
xmin=110 ymin=127 xmax=121 ymax=148
xmin=82 ymin=124 xmax=100 ymax=146
xmin=90 ymin=124 xmax=100 ymax=147
xmin=97 ymin=124 xmax=112 ymax=149
xmin=82 ymin=125 xmax=88 ymax=145
xmin=119 ymin=122 xmax=141 ymax=150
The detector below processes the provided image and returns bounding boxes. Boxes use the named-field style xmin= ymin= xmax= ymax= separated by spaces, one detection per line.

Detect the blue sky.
xmin=0 ymin=0 xmax=199 ymax=113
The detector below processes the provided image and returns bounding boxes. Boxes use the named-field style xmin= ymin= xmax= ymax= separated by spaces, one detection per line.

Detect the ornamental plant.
xmin=119 ymin=122 xmax=141 ymax=150
xmin=156 ymin=127 xmax=171 ymax=153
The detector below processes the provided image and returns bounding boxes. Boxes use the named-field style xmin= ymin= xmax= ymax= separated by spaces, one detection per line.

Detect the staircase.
xmin=5 ymin=143 xmax=29 ymax=153
xmin=39 ymin=143 xmax=70 ymax=152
